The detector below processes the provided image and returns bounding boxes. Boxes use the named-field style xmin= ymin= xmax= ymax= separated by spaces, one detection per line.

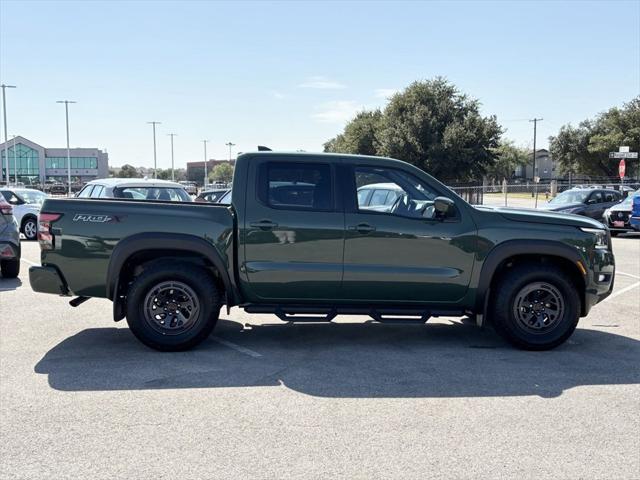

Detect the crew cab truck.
xmin=29 ymin=152 xmax=615 ymax=351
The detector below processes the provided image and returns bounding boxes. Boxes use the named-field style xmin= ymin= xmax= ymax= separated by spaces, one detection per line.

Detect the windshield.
xmin=114 ymin=187 xmax=192 ymax=202
xmin=550 ymin=190 xmax=589 ymax=205
xmin=17 ymin=190 xmax=47 ymax=205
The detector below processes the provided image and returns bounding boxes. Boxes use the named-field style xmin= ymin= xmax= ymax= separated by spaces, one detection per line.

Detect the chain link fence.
xmin=449 ymin=178 xmax=640 ymax=208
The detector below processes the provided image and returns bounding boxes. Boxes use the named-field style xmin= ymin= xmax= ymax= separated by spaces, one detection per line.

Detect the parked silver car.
xmin=0 ymin=195 xmax=20 ymax=278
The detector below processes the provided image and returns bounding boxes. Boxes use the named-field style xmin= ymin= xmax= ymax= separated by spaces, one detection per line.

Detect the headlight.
xmin=580 ymin=227 xmax=609 ymax=249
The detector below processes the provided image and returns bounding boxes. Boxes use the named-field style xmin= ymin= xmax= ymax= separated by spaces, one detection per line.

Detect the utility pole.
xmin=57 ymin=100 xmax=77 ymax=196
xmin=202 ymin=140 xmax=209 ymax=190
xmin=147 ymin=121 xmax=161 ymax=178
xmin=167 ymin=133 xmax=177 ymax=181
xmin=529 ymin=118 xmax=543 ymax=200
xmin=1 ymin=84 xmax=17 ymax=185
xmin=225 ymin=141 xmax=236 ymax=162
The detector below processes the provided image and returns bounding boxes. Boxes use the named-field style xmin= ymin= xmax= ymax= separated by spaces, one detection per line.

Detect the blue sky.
xmin=1 ymin=0 xmax=639 ymax=168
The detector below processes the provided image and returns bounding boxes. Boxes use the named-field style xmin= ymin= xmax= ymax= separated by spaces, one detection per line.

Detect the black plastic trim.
xmin=475 ymin=239 xmax=584 ymax=313
xmin=106 ymin=232 xmax=239 ymax=307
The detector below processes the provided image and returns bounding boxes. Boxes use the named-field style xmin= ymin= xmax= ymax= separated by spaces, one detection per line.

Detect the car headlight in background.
xmin=580 ymin=227 xmax=609 ymax=249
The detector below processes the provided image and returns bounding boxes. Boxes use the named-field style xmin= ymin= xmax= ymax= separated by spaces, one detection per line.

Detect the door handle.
xmin=250 ymin=220 xmax=278 ymax=230
xmin=348 ymin=223 xmax=376 ymax=234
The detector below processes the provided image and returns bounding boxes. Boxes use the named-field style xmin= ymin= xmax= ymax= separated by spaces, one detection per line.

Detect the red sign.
xmin=619 ymin=159 xmax=626 ymax=179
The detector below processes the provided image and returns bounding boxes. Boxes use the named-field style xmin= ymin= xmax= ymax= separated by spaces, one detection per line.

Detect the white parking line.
xmin=601 ymin=281 xmax=640 ymax=304
xmin=617 ymin=271 xmax=640 ymax=280
xmin=20 ymin=257 xmax=39 ymax=266
xmin=212 ymin=336 xmax=262 ymax=358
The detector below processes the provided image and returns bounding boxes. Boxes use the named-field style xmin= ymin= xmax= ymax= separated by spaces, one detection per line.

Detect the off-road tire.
xmin=125 ymin=261 xmax=221 ymax=351
xmin=491 ymin=263 xmax=580 ymax=350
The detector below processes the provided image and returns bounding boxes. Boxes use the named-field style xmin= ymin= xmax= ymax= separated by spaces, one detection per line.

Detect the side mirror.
xmin=433 ymin=196 xmax=455 ymax=218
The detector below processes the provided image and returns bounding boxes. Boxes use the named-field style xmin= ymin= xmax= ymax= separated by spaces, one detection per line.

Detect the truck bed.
xmin=38 ymin=198 xmax=235 ymax=298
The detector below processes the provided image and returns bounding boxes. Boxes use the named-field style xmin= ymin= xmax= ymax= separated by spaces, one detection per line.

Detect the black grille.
xmin=608 ymin=211 xmax=630 ymax=225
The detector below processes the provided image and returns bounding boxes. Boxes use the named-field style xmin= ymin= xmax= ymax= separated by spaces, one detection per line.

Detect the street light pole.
xmin=147 ymin=121 xmax=161 ymax=178
xmin=167 ymin=133 xmax=177 ymax=181
xmin=57 ymin=100 xmax=77 ymax=196
xmin=202 ymin=140 xmax=209 ymax=189
xmin=1 ymin=84 xmax=17 ymax=186
xmin=11 ymin=135 xmax=17 ymax=186
xmin=225 ymin=141 xmax=236 ymax=162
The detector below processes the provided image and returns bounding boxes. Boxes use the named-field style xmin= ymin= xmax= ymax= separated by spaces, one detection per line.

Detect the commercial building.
xmin=186 ymin=159 xmax=235 ymax=185
xmin=0 ymin=135 xmax=109 ymax=185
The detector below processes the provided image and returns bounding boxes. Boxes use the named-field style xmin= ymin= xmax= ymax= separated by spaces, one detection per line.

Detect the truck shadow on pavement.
xmin=34 ymin=319 xmax=640 ymax=398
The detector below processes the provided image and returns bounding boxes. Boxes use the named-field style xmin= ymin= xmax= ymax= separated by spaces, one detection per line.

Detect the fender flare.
xmin=475 ymin=239 xmax=584 ymax=313
xmin=106 ymin=232 xmax=237 ymax=306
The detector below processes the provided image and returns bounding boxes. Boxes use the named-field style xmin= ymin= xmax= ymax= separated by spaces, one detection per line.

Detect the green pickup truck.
xmin=29 ymin=152 xmax=615 ymax=351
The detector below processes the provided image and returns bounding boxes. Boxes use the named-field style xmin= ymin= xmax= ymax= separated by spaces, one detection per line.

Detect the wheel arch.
xmin=107 ymin=233 xmax=239 ymax=320
xmin=476 ymin=240 xmax=587 ymax=317
xmin=20 ymin=213 xmax=37 ymax=230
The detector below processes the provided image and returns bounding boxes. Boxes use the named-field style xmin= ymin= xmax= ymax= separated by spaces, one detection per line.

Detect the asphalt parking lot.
xmin=1 ymin=237 xmax=639 ymax=479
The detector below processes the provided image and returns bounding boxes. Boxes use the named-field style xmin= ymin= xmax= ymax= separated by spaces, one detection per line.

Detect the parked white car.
xmin=76 ymin=178 xmax=192 ymax=202
xmin=0 ymin=188 xmax=48 ymax=240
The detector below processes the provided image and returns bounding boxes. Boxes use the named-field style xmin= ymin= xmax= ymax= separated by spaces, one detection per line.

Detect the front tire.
xmin=1 ymin=259 xmax=20 ymax=278
xmin=491 ymin=263 xmax=580 ymax=350
xmin=125 ymin=262 xmax=221 ymax=351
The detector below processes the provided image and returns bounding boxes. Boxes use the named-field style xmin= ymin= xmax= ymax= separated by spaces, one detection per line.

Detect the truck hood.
xmin=475 ymin=205 xmax=605 ymax=229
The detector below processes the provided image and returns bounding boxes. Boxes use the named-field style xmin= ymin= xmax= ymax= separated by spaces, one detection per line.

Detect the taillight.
xmin=38 ymin=213 xmax=62 ymax=250
xmin=0 ymin=203 xmax=13 ymax=215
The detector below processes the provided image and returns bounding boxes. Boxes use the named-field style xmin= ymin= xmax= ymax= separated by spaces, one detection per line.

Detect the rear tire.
xmin=125 ymin=262 xmax=221 ymax=351
xmin=491 ymin=263 xmax=580 ymax=350
xmin=22 ymin=216 xmax=38 ymax=241
xmin=1 ymin=259 xmax=20 ymax=278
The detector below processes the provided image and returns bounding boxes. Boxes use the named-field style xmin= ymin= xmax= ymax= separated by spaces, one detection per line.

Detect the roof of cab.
xmin=85 ymin=178 xmax=185 ymax=189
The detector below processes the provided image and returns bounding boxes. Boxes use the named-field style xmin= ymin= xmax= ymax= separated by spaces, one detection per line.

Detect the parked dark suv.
xmin=541 ymin=188 xmax=622 ymax=220
xmin=0 ymin=195 xmax=20 ymax=278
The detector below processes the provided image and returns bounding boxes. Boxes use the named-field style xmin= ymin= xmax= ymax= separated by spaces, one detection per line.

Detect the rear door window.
xmin=258 ymin=162 xmax=332 ymax=211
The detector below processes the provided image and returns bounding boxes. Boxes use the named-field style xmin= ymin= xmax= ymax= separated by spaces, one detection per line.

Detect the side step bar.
xmin=243 ymin=305 xmax=465 ymax=324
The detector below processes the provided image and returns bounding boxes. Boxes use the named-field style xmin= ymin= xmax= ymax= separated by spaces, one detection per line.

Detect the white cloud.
xmin=299 ymin=76 xmax=346 ymax=90
xmin=374 ymin=88 xmax=399 ymax=99
xmin=271 ymin=90 xmax=286 ymax=99
xmin=312 ymin=100 xmax=360 ymax=124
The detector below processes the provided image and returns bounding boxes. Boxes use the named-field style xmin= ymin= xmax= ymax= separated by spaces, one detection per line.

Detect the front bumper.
xmin=29 ymin=265 xmax=70 ymax=296
xmin=583 ymin=247 xmax=615 ymax=315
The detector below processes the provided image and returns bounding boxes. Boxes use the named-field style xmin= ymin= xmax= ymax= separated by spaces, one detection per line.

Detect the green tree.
xmin=323 ymin=110 xmax=383 ymax=156
xmin=208 ymin=163 xmax=234 ymax=183
xmin=379 ymin=78 xmax=502 ymax=181
xmin=549 ymin=97 xmax=640 ymax=177
xmin=155 ymin=169 xmax=172 ymax=180
xmin=487 ymin=141 xmax=530 ymax=181
xmin=322 ymin=78 xmax=502 ymax=182
xmin=118 ymin=164 xmax=140 ymax=178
